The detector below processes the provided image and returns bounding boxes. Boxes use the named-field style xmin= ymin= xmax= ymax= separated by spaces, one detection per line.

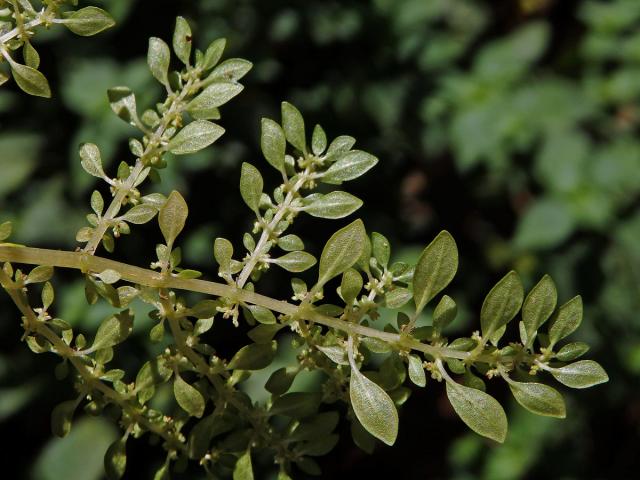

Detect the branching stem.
xmin=0 ymin=245 xmax=511 ymax=364
xmin=0 ymin=267 xmax=187 ymax=453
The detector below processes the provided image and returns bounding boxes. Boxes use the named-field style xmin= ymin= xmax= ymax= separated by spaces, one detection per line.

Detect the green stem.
xmin=0 ymin=267 xmax=186 ymax=453
xmin=236 ymin=169 xmax=309 ymax=288
xmin=82 ymin=77 xmax=197 ymax=255
xmin=159 ymin=292 xmax=288 ymax=454
xmin=0 ymin=245 xmax=499 ymax=364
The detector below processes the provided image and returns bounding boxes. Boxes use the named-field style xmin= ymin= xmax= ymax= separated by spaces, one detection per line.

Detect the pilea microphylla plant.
xmin=0 ymin=11 xmax=609 ymax=480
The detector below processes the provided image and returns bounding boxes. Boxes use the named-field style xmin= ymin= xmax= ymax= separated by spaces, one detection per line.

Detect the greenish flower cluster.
xmin=0 ymin=14 xmax=609 ymax=480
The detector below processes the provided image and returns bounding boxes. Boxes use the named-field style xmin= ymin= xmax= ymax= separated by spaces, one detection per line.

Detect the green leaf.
xmin=23 ymin=41 xmax=40 ymax=69
xmin=272 ymin=251 xmax=317 ymax=272
xmin=147 ymin=37 xmax=170 ymax=85
xmin=203 ymin=38 xmax=226 ymax=70
xmin=407 ymin=355 xmax=426 ymax=387
xmin=290 ymin=412 xmax=340 ymax=444
xmin=190 ymin=300 xmax=220 ymax=319
xmin=10 ymin=62 xmax=51 ymax=98
xmin=413 ymin=231 xmax=458 ymax=314
xmin=159 ymin=190 xmax=188 ymax=248
xmin=281 ymin=101 xmax=306 ymax=153
xmin=384 ymin=287 xmax=412 ymax=309
xmin=26 ymin=265 xmax=53 ymax=284
xmin=522 ymin=275 xmax=557 ymax=346
xmin=153 ymin=463 xmax=170 ymax=480
xmin=134 ymin=358 xmax=172 ymax=402
xmin=122 ymin=204 xmax=157 ymax=224
xmin=173 ymin=17 xmax=192 ymax=65
xmin=316 ymin=345 xmax=349 ymax=365
xmin=92 ymin=311 xmax=133 ymax=351
xmin=351 ymin=417 xmax=376 ymax=454
xmin=228 ymin=341 xmax=277 ymax=370
xmin=277 ymin=234 xmax=304 ymax=252
xmin=265 ymin=367 xmax=297 ymax=395
xmin=361 ymin=337 xmax=391 ymax=354
xmin=51 ymin=400 xmax=76 ymax=437
xmin=514 ymin=197 xmax=575 ymax=250
xmin=508 ymin=380 xmax=566 ymax=418
xmin=270 ymin=392 xmax=322 ymax=419
xmin=103 ymin=437 xmax=127 ymax=480
xmin=433 ymin=295 xmax=457 ymax=335
xmin=326 ymin=135 xmax=356 ymax=160
xmin=445 ymin=381 xmax=507 ymax=443
xmin=91 ymin=190 xmax=104 ymax=215
xmin=206 ymin=58 xmax=253 ymax=83
xmin=239 ymin=163 xmax=263 ymax=213
xmin=34 ymin=417 xmax=118 ymax=480
xmin=174 ymin=374 xmax=205 ymax=417
xmin=349 ymin=362 xmax=399 ymax=445
xmin=247 ymin=324 xmax=284 ymax=344
xmin=303 ymin=191 xmax=363 ymax=219
xmin=549 ymin=360 xmax=609 ymax=389
xmin=42 ymin=282 xmax=54 ymax=309
xmin=107 ymin=87 xmax=138 ymax=125
xmin=96 ymin=269 xmax=121 ymax=285
xmin=0 ymin=221 xmax=12 ymax=241
xmin=311 ymin=124 xmax=327 ymax=155
xmin=556 ymin=342 xmax=590 ymax=362
xmin=187 ymin=82 xmax=244 ymax=112
xmin=371 ymin=232 xmax=391 ymax=268
xmin=79 ymin=143 xmax=106 ymax=179
xmin=480 ymin=271 xmax=524 ymax=342
xmin=168 ymin=120 xmax=225 ymax=155
xmin=188 ymin=413 xmax=236 ymax=459
xmin=322 ymin=150 xmax=378 ymax=184
xmin=548 ymin=296 xmax=582 ymax=346
xmin=261 ymin=118 xmax=286 ymax=172
xmin=317 ymin=219 xmax=367 ymax=287
xmin=214 ymin=237 xmax=233 ymax=274
xmin=247 ymin=305 xmax=276 ymax=324
xmin=233 ymin=450 xmax=254 ymax=480
xmin=340 ymin=268 xmax=363 ymax=304
xmin=62 ymin=7 xmax=115 ymax=36
xmin=297 ymin=434 xmax=339 ymax=457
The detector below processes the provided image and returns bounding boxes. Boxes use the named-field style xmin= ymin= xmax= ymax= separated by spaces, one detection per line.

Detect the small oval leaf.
xmin=174 ymin=375 xmax=205 ymax=418
xmin=508 ymin=380 xmax=566 ymax=418
xmin=303 ymin=191 xmax=363 ymax=219
xmin=349 ymin=365 xmax=399 ymax=446
xmin=159 ymin=190 xmax=188 ymax=247
xmin=549 ymin=360 xmax=609 ymax=389
xmin=322 ymin=150 xmax=378 ymax=184
xmin=62 ymin=7 xmax=115 ymax=36
xmin=413 ymin=231 xmax=458 ymax=314
xmin=522 ymin=275 xmax=557 ymax=346
xmin=480 ymin=271 xmax=524 ymax=342
xmin=228 ymin=341 xmax=277 ymax=370
xmin=261 ymin=118 xmax=286 ymax=172
xmin=317 ymin=219 xmax=367 ymax=287
xmin=445 ymin=381 xmax=508 ymax=443
xmin=239 ymin=163 xmax=263 ymax=213
xmin=168 ymin=120 xmax=225 ymax=155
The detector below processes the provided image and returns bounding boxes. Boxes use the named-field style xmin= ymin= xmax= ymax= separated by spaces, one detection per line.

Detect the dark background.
xmin=1 ymin=0 xmax=639 ymax=478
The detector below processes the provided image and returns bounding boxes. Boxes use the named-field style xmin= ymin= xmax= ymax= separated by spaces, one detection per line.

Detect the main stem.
xmin=0 ymin=245 xmax=501 ymax=363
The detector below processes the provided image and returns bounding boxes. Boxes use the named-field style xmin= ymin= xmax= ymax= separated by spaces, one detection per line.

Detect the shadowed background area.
xmin=1 ymin=0 xmax=639 ymax=478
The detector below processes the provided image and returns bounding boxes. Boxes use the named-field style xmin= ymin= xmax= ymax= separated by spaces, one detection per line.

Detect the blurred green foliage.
xmin=1 ymin=0 xmax=638 ymax=478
